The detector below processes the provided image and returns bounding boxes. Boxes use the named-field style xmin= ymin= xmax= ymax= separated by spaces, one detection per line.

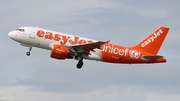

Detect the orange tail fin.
xmin=132 ymin=26 xmax=170 ymax=55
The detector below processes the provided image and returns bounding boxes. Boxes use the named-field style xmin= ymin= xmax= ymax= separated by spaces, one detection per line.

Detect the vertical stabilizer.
xmin=132 ymin=26 xmax=169 ymax=55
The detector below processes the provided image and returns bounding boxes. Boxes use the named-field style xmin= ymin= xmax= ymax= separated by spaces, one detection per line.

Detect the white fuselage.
xmin=8 ymin=26 xmax=102 ymax=61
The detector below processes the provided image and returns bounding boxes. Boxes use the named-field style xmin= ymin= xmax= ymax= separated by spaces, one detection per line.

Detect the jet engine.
xmin=50 ymin=45 xmax=73 ymax=60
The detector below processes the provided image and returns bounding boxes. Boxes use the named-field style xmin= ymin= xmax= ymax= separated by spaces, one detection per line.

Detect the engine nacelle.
xmin=51 ymin=45 xmax=70 ymax=60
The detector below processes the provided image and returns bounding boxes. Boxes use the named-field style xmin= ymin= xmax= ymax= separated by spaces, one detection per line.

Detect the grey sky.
xmin=0 ymin=0 xmax=180 ymax=101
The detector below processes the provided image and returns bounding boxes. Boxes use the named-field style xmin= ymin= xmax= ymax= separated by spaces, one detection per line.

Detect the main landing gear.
xmin=76 ymin=56 xmax=84 ymax=69
xmin=26 ymin=46 xmax=32 ymax=56
xmin=77 ymin=60 xmax=84 ymax=69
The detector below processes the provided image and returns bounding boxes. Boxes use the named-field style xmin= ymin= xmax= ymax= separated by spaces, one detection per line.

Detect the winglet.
xmin=105 ymin=40 xmax=110 ymax=44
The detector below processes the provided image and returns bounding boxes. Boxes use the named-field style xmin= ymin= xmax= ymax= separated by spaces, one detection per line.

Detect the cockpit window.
xmin=16 ymin=29 xmax=25 ymax=32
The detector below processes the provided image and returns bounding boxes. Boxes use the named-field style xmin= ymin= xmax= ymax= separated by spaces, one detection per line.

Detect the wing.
xmin=71 ymin=41 xmax=106 ymax=55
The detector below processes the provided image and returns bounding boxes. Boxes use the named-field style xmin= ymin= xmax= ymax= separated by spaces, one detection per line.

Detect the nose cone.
xmin=8 ymin=31 xmax=14 ymax=39
xmin=8 ymin=31 xmax=20 ymax=42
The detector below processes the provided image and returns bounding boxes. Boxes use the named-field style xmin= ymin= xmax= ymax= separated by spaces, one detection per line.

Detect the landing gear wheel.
xmin=26 ymin=46 xmax=32 ymax=56
xmin=76 ymin=60 xmax=83 ymax=69
xmin=26 ymin=52 xmax=30 ymax=56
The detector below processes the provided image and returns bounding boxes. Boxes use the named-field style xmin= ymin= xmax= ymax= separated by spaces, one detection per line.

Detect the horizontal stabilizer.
xmin=142 ymin=55 xmax=164 ymax=60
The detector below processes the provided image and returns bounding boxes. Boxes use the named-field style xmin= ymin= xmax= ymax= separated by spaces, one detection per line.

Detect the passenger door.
xmin=29 ymin=27 xmax=36 ymax=39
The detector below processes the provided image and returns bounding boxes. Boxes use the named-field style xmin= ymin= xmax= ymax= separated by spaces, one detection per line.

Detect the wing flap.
xmin=71 ymin=41 xmax=106 ymax=54
xmin=72 ymin=41 xmax=105 ymax=48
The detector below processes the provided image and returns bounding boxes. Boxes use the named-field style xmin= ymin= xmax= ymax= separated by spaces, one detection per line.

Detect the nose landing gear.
xmin=26 ymin=46 xmax=32 ymax=56
xmin=26 ymin=52 xmax=30 ymax=56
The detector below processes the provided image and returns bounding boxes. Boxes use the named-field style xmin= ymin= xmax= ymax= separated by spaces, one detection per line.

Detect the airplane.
xmin=8 ymin=26 xmax=170 ymax=69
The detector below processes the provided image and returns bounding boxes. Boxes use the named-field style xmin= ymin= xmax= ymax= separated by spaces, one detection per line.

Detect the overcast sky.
xmin=0 ymin=0 xmax=180 ymax=101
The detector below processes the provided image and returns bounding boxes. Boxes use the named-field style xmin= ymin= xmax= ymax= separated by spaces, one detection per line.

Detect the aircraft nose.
xmin=8 ymin=30 xmax=23 ymax=42
xmin=8 ymin=31 xmax=13 ymax=38
xmin=8 ymin=31 xmax=16 ymax=39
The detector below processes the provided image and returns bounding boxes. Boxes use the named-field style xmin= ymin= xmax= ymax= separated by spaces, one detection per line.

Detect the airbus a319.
xmin=8 ymin=26 xmax=169 ymax=69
